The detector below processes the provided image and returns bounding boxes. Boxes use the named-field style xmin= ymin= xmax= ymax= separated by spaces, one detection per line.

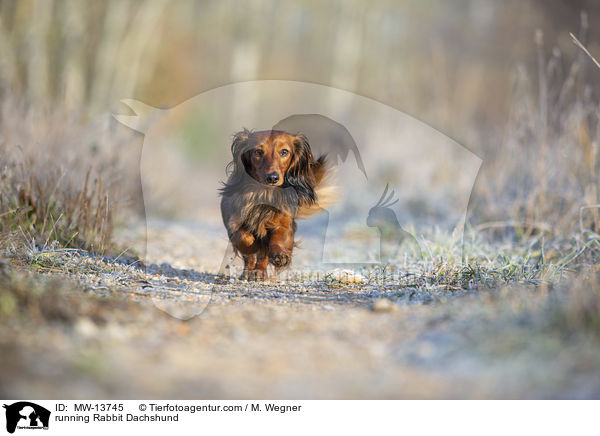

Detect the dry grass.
xmin=547 ymin=269 xmax=600 ymax=338
xmin=0 ymin=96 xmax=139 ymax=253
xmin=0 ymin=155 xmax=113 ymax=252
xmin=471 ymin=19 xmax=600 ymax=239
xmin=0 ymin=1 xmax=157 ymax=253
xmin=0 ymin=259 xmax=132 ymax=327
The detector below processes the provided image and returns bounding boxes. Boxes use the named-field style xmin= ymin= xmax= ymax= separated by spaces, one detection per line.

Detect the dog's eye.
xmin=254 ymin=149 xmax=264 ymax=157
xmin=279 ymin=149 xmax=289 ymax=157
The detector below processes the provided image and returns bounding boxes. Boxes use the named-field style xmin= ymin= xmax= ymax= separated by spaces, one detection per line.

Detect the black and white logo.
xmin=3 ymin=402 xmax=50 ymax=434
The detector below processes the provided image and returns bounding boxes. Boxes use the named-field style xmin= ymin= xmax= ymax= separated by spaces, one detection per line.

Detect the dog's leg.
xmin=231 ymin=229 xmax=258 ymax=254
xmin=230 ymin=228 xmax=260 ymax=279
xmin=249 ymin=252 xmax=269 ymax=281
xmin=268 ymin=214 xmax=294 ymax=269
xmin=241 ymin=254 xmax=257 ymax=280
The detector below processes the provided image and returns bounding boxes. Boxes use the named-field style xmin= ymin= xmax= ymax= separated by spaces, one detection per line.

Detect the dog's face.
xmin=225 ymin=129 xmax=319 ymax=206
xmin=241 ymin=131 xmax=301 ymax=187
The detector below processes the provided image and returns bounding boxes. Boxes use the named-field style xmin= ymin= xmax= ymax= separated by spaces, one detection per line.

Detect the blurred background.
xmin=2 ymin=0 xmax=600 ymax=400
xmin=1 ymin=0 xmax=600 ymax=247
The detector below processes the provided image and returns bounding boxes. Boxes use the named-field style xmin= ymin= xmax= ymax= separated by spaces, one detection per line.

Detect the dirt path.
xmin=2 ymin=220 xmax=600 ymax=399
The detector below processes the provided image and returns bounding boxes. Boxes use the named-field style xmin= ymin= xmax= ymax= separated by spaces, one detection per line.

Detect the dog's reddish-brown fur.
xmin=220 ymin=129 xmax=332 ymax=280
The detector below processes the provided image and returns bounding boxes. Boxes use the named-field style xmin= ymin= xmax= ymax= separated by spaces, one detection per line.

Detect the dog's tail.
xmin=296 ymin=155 xmax=339 ymax=219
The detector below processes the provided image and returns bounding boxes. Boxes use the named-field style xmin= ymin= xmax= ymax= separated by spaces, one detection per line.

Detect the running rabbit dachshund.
xmin=220 ymin=129 xmax=333 ymax=280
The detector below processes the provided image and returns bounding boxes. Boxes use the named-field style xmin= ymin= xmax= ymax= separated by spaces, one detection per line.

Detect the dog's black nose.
xmin=265 ymin=172 xmax=280 ymax=184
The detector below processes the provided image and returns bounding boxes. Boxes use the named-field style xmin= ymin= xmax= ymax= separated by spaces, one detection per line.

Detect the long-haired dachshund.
xmin=220 ymin=128 xmax=334 ymax=280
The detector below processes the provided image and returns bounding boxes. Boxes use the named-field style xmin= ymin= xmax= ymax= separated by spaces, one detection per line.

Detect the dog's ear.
xmin=227 ymin=129 xmax=252 ymax=176
xmin=285 ymin=134 xmax=317 ymax=205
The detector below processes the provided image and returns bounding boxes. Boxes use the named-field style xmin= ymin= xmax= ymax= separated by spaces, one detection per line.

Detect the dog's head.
xmin=232 ymin=129 xmax=315 ymax=187
xmin=228 ymin=129 xmax=319 ymax=203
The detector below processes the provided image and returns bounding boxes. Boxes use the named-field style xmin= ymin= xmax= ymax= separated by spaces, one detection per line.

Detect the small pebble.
xmin=372 ymin=298 xmax=397 ymax=312
xmin=74 ymin=317 xmax=98 ymax=338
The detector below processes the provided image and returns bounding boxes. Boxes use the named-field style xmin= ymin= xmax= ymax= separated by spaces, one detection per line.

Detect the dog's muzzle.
xmin=265 ymin=172 xmax=280 ymax=185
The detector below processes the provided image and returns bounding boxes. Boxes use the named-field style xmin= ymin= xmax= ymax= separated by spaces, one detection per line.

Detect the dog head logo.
xmin=3 ymin=402 xmax=50 ymax=433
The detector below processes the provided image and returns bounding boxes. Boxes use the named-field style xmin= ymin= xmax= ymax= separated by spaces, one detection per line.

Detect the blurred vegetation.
xmin=1 ymin=1 xmax=600 ymax=399
xmin=473 ymin=20 xmax=600 ymax=239
xmin=0 ymin=0 xmax=166 ymax=112
xmin=0 ymin=99 xmax=130 ymax=252
xmin=0 ymin=0 xmax=599 ymax=251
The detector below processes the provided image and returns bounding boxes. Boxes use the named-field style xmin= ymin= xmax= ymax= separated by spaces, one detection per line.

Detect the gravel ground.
xmin=2 ymin=219 xmax=600 ymax=399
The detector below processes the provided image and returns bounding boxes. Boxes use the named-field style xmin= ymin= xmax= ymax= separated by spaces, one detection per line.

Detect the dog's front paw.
xmin=249 ymin=269 xmax=268 ymax=281
xmin=240 ymin=268 xmax=268 ymax=281
xmin=269 ymin=250 xmax=291 ymax=268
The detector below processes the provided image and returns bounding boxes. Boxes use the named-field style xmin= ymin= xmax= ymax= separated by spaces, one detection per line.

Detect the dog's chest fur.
xmin=222 ymin=186 xmax=299 ymax=238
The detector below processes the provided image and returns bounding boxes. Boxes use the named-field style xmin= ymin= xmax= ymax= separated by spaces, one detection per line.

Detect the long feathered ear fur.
xmin=227 ymin=128 xmax=252 ymax=176
xmin=284 ymin=134 xmax=318 ymax=206
xmin=221 ymin=129 xmax=252 ymax=196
